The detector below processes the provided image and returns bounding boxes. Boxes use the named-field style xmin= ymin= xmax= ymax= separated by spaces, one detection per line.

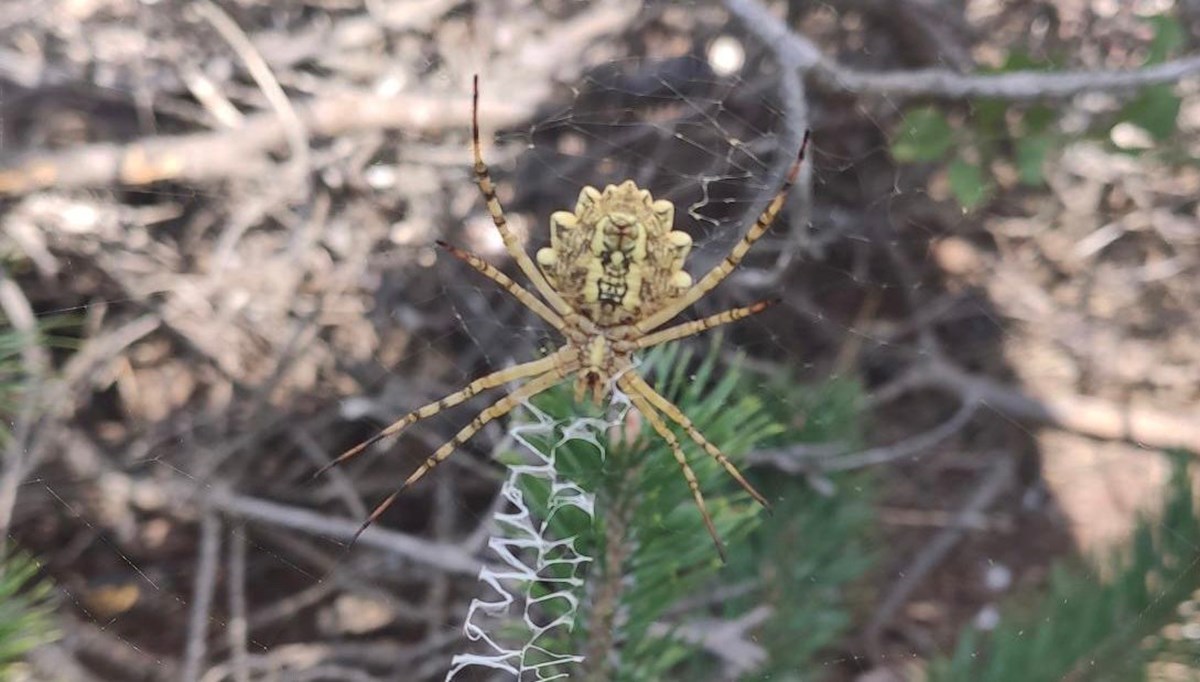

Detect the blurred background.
xmin=2 ymin=0 xmax=1199 ymax=680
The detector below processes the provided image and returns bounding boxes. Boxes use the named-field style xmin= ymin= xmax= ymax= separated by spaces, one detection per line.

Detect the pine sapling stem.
xmin=583 ymin=447 xmax=639 ymax=681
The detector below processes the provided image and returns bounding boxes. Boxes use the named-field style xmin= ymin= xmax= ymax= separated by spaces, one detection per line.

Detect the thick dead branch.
xmin=0 ymin=0 xmax=640 ymax=196
xmin=924 ymin=360 xmax=1200 ymax=453
xmin=727 ymin=0 xmax=1200 ymax=100
xmin=754 ymin=358 xmax=1200 ymax=477
xmin=0 ymin=90 xmax=534 ymax=195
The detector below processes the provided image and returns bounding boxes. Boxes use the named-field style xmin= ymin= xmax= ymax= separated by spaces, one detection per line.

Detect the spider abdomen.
xmin=587 ymin=212 xmax=646 ymax=312
xmin=536 ymin=180 xmax=694 ymax=327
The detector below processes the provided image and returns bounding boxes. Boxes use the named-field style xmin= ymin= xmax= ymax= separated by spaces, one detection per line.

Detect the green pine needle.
xmin=0 ymin=552 xmax=58 ymax=678
xmin=0 ymin=318 xmax=62 ymax=677
xmin=929 ymin=452 xmax=1200 ymax=682
xmin=508 ymin=339 xmax=874 ymax=680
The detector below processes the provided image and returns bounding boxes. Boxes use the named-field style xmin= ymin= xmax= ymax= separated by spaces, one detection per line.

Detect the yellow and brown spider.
xmin=322 ymin=76 xmax=810 ymax=561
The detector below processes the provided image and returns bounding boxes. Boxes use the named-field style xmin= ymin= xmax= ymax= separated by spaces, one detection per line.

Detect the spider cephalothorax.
xmin=322 ymin=76 xmax=810 ymax=561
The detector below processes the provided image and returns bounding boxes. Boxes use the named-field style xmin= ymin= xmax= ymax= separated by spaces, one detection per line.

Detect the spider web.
xmin=445 ymin=398 xmax=622 ymax=681
xmin=1 ymin=0 xmax=1199 ymax=680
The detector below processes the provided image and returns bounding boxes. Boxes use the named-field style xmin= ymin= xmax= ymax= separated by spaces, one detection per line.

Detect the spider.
xmin=321 ymin=76 xmax=810 ymax=562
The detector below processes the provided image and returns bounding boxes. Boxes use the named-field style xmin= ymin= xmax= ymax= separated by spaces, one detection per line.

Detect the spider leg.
xmin=435 ymin=240 xmax=566 ymax=332
xmin=621 ymin=373 xmax=770 ymax=511
xmin=621 ymin=378 xmax=727 ymax=563
xmin=634 ymin=299 xmax=778 ymax=350
xmin=472 ymin=76 xmax=575 ymax=320
xmin=635 ymin=130 xmax=811 ymax=334
xmin=316 ymin=349 xmax=573 ymax=480
xmin=352 ymin=362 xmax=574 ymax=544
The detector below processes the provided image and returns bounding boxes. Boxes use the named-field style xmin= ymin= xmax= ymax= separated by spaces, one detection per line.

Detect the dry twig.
xmin=753 ymin=396 xmax=982 ymax=474
xmin=183 ymin=511 xmax=222 ymax=682
xmin=225 ymin=526 xmax=251 ymax=682
xmin=66 ymin=615 xmax=179 ymax=681
xmin=864 ymin=456 xmax=1016 ymax=660
xmin=201 ymin=485 xmax=483 ymax=576
xmin=193 ymin=0 xmax=309 ymax=183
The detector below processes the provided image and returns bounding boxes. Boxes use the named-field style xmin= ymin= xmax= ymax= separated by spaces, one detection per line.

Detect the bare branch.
xmin=193 ymin=0 xmax=309 ymax=185
xmin=0 ymin=0 xmax=640 ymax=196
xmin=226 ymin=526 xmax=251 ymax=682
xmin=201 ymin=485 xmax=483 ymax=577
xmin=183 ymin=511 xmax=222 ymax=682
xmin=864 ymin=456 xmax=1015 ymax=660
xmin=726 ymin=0 xmax=1200 ymax=101
xmin=923 ymin=360 xmax=1200 ymax=453
xmin=753 ymin=354 xmax=1200 ymax=477
xmin=750 ymin=395 xmax=980 ymax=474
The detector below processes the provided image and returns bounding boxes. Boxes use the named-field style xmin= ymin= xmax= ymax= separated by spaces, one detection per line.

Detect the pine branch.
xmin=0 ymin=317 xmax=60 ymax=676
xmin=929 ymin=452 xmax=1200 ymax=682
xmin=0 ymin=551 xmax=58 ymax=675
xmin=492 ymin=341 xmax=874 ymax=680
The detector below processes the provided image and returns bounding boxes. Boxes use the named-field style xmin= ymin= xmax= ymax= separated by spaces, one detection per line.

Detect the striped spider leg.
xmin=320 ymin=76 xmax=810 ymax=559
